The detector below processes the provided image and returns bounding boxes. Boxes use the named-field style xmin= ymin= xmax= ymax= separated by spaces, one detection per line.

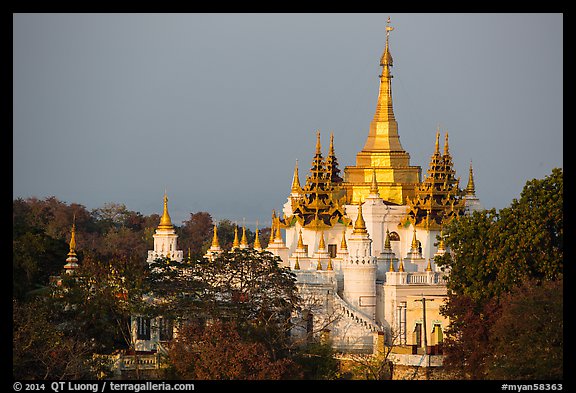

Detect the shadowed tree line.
xmin=13 ymin=197 xmax=340 ymax=380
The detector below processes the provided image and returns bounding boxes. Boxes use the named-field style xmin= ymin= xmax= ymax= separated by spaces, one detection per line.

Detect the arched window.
xmin=389 ymin=231 xmax=400 ymax=241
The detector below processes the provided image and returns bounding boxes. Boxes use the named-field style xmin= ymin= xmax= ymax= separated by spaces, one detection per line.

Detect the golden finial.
xmin=291 ymin=159 xmax=302 ymax=193
xmin=318 ymin=231 xmax=326 ymax=250
xmin=211 ymin=224 xmax=220 ymax=248
xmin=411 ymin=227 xmax=419 ymax=250
xmin=297 ymin=229 xmax=305 ymax=249
xmin=329 ymin=132 xmax=335 ymax=157
xmin=158 ymin=192 xmax=174 ymax=230
xmin=443 ymin=132 xmax=450 ymax=156
xmin=274 ymin=220 xmax=282 ymax=242
xmin=384 ymin=228 xmax=391 ymax=250
xmin=438 ymin=229 xmax=446 ymax=251
xmin=340 ymin=230 xmax=348 ymax=250
xmin=370 ymin=167 xmax=379 ymax=195
xmin=253 ymin=222 xmax=262 ymax=250
xmin=381 ymin=16 xmax=394 ymax=68
xmin=327 ymin=258 xmax=333 ymax=271
xmin=269 ymin=211 xmax=276 ymax=244
xmin=232 ymin=224 xmax=240 ymax=249
xmin=435 ymin=129 xmax=440 ymax=155
xmin=466 ymin=161 xmax=476 ymax=196
xmin=68 ymin=213 xmax=76 ymax=254
xmin=294 ymin=255 xmax=300 ymax=270
xmin=426 ymin=259 xmax=433 ymax=272
xmin=315 ymin=130 xmax=322 ymax=155
xmin=240 ymin=222 xmax=248 ymax=248
xmin=398 ymin=260 xmax=405 ymax=272
xmin=388 ymin=259 xmax=395 ymax=272
xmin=353 ymin=202 xmax=368 ymax=234
xmin=316 ymin=258 xmax=323 ymax=270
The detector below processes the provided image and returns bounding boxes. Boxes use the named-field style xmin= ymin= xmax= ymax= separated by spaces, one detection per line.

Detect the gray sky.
xmin=13 ymin=13 xmax=563 ymax=227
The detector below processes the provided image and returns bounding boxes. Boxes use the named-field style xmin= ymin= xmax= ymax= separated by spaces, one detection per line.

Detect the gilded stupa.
xmin=281 ymin=131 xmax=348 ymax=230
xmin=403 ymin=131 xmax=466 ymax=229
xmin=343 ymin=17 xmax=421 ymax=205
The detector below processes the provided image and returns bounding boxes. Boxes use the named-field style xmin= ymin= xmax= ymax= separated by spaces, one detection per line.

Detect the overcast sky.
xmin=13 ymin=13 xmax=563 ymax=227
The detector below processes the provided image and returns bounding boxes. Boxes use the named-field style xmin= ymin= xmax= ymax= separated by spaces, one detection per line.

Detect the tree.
xmin=145 ymin=249 xmax=301 ymax=374
xmin=435 ymin=168 xmax=563 ymax=379
xmin=167 ymin=320 xmax=299 ymax=380
xmin=178 ymin=212 xmax=213 ymax=259
xmin=13 ymin=298 xmax=98 ymax=379
xmin=487 ymin=279 xmax=563 ymax=380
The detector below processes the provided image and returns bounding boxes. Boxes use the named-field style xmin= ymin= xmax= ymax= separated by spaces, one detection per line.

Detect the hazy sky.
xmin=13 ymin=13 xmax=563 ymax=227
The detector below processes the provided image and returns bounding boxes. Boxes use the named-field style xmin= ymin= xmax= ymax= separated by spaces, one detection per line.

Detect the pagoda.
xmin=343 ymin=17 xmax=421 ymax=205
xmin=403 ymin=131 xmax=466 ymax=229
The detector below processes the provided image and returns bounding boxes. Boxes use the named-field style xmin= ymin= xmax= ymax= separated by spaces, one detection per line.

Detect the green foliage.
xmin=291 ymin=341 xmax=340 ymax=380
xmin=488 ymin=279 xmax=563 ymax=380
xmin=435 ymin=168 xmax=563 ymax=379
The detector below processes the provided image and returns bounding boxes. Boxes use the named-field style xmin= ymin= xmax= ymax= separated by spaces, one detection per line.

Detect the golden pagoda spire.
xmin=240 ymin=222 xmax=248 ymax=248
xmin=318 ymin=231 xmax=326 ymax=250
xmin=384 ymin=228 xmax=391 ymax=250
xmin=315 ymin=130 xmax=322 ymax=155
xmin=327 ymin=258 xmax=333 ymax=271
xmin=426 ymin=259 xmax=433 ymax=272
xmin=269 ymin=211 xmax=277 ymax=244
xmin=297 ymin=229 xmax=305 ymax=249
xmin=443 ymin=132 xmax=450 ymax=156
xmin=434 ymin=129 xmax=441 ymax=155
xmin=411 ymin=227 xmax=419 ymax=250
xmin=353 ymin=202 xmax=368 ymax=234
xmin=291 ymin=159 xmax=302 ymax=193
xmin=274 ymin=220 xmax=282 ymax=242
xmin=398 ymin=260 xmax=405 ymax=272
xmin=388 ymin=258 xmax=395 ymax=272
xmin=68 ymin=214 xmax=76 ymax=255
xmin=316 ymin=258 xmax=323 ymax=270
xmin=329 ymin=132 xmax=335 ymax=157
xmin=253 ymin=222 xmax=262 ymax=250
xmin=211 ymin=224 xmax=220 ymax=249
xmin=158 ymin=192 xmax=174 ymax=230
xmin=232 ymin=224 xmax=240 ymax=249
xmin=64 ymin=214 xmax=79 ymax=273
xmin=466 ymin=161 xmax=476 ymax=196
xmin=294 ymin=255 xmax=300 ymax=270
xmin=340 ymin=230 xmax=348 ymax=250
xmin=438 ymin=229 xmax=446 ymax=251
xmin=362 ymin=15 xmax=403 ymax=152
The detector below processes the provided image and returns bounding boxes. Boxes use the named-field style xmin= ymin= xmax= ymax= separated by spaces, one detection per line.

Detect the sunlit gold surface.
xmin=343 ymin=18 xmax=421 ymax=205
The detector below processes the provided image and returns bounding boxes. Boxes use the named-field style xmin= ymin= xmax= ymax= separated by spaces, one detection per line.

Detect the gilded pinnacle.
xmin=340 ymin=230 xmax=348 ymax=250
xmin=291 ymin=159 xmax=302 ymax=193
xmin=353 ymin=203 xmax=368 ymax=234
xmin=158 ymin=193 xmax=174 ymax=230
xmin=466 ymin=161 xmax=476 ymax=196
xmin=253 ymin=226 xmax=262 ymax=250
xmin=232 ymin=225 xmax=240 ymax=249
xmin=211 ymin=224 xmax=220 ymax=248
xmin=318 ymin=231 xmax=326 ymax=250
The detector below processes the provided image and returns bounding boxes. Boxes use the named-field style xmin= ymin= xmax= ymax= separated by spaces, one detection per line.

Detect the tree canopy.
xmin=435 ymin=168 xmax=563 ymax=379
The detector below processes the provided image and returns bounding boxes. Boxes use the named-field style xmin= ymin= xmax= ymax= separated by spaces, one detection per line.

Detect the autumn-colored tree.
xmin=435 ymin=168 xmax=563 ymax=379
xmin=177 ymin=212 xmax=213 ymax=259
xmin=168 ymin=320 xmax=300 ymax=380
xmin=487 ymin=279 xmax=563 ymax=380
xmin=13 ymin=298 xmax=100 ymax=379
xmin=145 ymin=249 xmax=301 ymax=376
